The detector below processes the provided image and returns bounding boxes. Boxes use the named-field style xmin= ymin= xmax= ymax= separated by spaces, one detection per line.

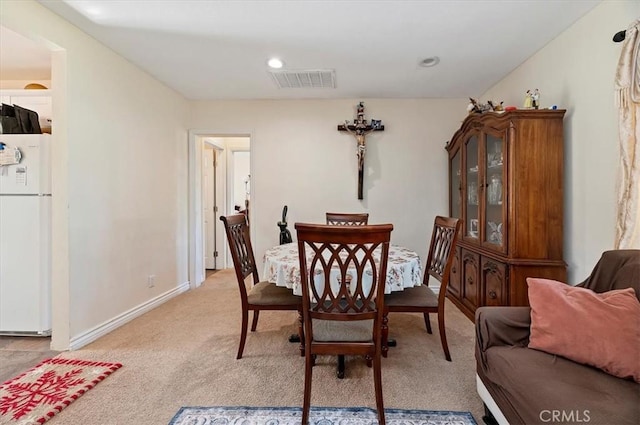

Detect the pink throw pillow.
xmin=527 ymin=278 xmax=640 ymax=382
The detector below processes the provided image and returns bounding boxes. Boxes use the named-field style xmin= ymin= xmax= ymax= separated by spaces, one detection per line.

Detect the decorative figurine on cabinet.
xmin=467 ymin=98 xmax=492 ymax=114
xmin=487 ymin=100 xmax=504 ymax=112
xmin=523 ymin=89 xmax=540 ymax=109
xmin=531 ymin=89 xmax=540 ymax=109
xmin=523 ymin=90 xmax=533 ymax=109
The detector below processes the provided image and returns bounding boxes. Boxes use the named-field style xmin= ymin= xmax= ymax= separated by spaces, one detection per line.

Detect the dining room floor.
xmin=0 ymin=336 xmax=59 ymax=383
xmin=206 ymin=269 xmax=220 ymax=278
xmin=0 ymin=335 xmax=51 ymax=351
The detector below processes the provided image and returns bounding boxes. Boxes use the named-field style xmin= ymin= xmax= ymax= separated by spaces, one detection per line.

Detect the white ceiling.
xmin=6 ymin=1 xmax=601 ymax=100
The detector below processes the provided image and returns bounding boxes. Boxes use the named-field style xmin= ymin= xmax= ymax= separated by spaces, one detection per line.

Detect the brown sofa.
xmin=475 ymin=250 xmax=640 ymax=425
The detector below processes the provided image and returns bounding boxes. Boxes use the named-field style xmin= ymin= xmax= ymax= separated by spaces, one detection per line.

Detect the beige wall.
xmin=1 ymin=1 xmax=191 ymax=349
xmin=191 ymin=99 xmax=466 ymax=266
xmin=481 ymin=0 xmax=640 ymax=282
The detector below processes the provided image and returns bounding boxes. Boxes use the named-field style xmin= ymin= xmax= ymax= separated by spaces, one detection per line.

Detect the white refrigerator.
xmin=0 ymin=134 xmax=52 ymax=336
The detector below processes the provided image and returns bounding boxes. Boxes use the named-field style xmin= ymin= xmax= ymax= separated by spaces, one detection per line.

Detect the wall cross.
xmin=337 ymin=102 xmax=384 ymax=199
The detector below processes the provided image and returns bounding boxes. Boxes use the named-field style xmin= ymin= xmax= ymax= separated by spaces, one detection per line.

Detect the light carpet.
xmin=32 ymin=269 xmax=483 ymax=424
xmin=169 ymin=406 xmax=478 ymax=425
xmin=0 ymin=358 xmax=122 ymax=425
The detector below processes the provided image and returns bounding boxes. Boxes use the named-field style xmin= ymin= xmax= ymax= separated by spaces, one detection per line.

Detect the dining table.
xmin=262 ymin=242 xmax=423 ymax=376
xmin=263 ymin=243 xmax=423 ymax=296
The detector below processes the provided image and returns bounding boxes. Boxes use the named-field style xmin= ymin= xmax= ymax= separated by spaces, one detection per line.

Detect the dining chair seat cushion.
xmin=384 ymin=284 xmax=438 ymax=308
xmin=312 ymin=319 xmax=373 ymax=342
xmin=247 ymin=281 xmax=300 ymax=306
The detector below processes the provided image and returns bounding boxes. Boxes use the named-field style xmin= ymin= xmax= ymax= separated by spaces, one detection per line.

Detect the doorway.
xmin=189 ymin=132 xmax=251 ymax=289
xmin=202 ymin=143 xmax=220 ymax=271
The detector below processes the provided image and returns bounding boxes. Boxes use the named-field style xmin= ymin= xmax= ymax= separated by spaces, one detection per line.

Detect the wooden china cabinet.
xmin=445 ymin=110 xmax=567 ymax=322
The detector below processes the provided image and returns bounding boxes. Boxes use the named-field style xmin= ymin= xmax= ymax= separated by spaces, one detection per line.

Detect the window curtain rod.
xmin=613 ymin=30 xmax=626 ymax=42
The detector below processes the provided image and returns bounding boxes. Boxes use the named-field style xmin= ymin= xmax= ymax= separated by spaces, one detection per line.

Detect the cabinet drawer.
xmin=481 ymin=257 xmax=507 ymax=306
xmin=461 ymin=249 xmax=479 ymax=311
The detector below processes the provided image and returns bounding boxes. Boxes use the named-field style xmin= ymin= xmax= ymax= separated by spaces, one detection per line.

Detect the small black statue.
xmin=277 ymin=205 xmax=292 ymax=245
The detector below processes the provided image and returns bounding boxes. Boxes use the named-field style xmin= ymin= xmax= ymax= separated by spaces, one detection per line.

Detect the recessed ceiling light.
xmin=419 ymin=56 xmax=440 ymax=68
xmin=267 ymin=58 xmax=284 ymax=69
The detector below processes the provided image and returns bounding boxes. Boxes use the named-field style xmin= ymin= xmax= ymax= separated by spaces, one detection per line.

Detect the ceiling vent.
xmin=269 ymin=69 xmax=336 ymax=89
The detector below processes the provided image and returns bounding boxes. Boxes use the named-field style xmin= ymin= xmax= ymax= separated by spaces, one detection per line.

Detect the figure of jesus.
xmin=344 ymin=121 xmax=373 ymax=170
xmin=357 ymin=135 xmax=366 ymax=169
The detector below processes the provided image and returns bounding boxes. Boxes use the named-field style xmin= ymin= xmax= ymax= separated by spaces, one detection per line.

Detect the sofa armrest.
xmin=475 ymin=306 xmax=531 ymax=352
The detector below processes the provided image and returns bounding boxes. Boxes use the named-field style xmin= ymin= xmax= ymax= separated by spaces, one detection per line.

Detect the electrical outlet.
xmin=147 ymin=275 xmax=155 ymax=288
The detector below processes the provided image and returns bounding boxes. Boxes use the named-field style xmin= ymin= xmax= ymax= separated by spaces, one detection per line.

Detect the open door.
xmin=203 ymin=145 xmax=217 ymax=270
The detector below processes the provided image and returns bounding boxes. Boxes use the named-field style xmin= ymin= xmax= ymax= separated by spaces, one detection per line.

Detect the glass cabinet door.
xmin=484 ymin=133 xmax=505 ymax=250
xmin=450 ymin=149 xmax=462 ymax=222
xmin=465 ymin=134 xmax=479 ymax=240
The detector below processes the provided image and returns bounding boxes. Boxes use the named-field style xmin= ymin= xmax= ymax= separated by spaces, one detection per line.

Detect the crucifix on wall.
xmin=337 ymin=102 xmax=385 ymax=200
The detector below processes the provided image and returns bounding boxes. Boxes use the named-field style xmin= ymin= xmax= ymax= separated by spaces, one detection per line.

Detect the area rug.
xmin=0 ymin=358 xmax=122 ymax=424
xmin=169 ymin=406 xmax=477 ymax=425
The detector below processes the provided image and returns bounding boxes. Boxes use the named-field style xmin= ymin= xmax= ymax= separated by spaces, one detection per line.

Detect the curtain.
xmin=614 ymin=19 xmax=640 ymax=249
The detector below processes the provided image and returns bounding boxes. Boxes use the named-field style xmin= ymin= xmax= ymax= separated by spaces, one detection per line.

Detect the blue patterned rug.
xmin=168 ymin=406 xmax=477 ymax=425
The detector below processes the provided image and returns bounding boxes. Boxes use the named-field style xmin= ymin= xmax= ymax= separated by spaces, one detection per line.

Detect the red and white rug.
xmin=0 ymin=358 xmax=122 ymax=424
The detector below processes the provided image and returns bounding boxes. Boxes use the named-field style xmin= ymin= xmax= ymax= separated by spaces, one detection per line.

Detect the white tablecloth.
xmin=263 ymin=243 xmax=422 ymax=296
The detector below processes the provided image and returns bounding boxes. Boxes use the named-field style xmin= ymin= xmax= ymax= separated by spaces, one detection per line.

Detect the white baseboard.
xmin=476 ymin=374 xmax=510 ymax=425
xmin=69 ymin=282 xmax=190 ymax=350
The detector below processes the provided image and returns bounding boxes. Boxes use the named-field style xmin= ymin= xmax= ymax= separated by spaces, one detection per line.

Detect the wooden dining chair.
xmin=325 ymin=212 xmax=369 ymax=226
xmin=296 ymin=223 xmax=393 ymax=425
xmin=325 ymin=211 xmax=369 ymax=377
xmin=220 ymin=214 xmax=302 ymax=359
xmin=384 ymin=216 xmax=461 ymax=361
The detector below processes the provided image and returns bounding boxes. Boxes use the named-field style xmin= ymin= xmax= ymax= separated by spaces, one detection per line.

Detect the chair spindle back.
xmin=325 ymin=212 xmax=369 ymax=226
